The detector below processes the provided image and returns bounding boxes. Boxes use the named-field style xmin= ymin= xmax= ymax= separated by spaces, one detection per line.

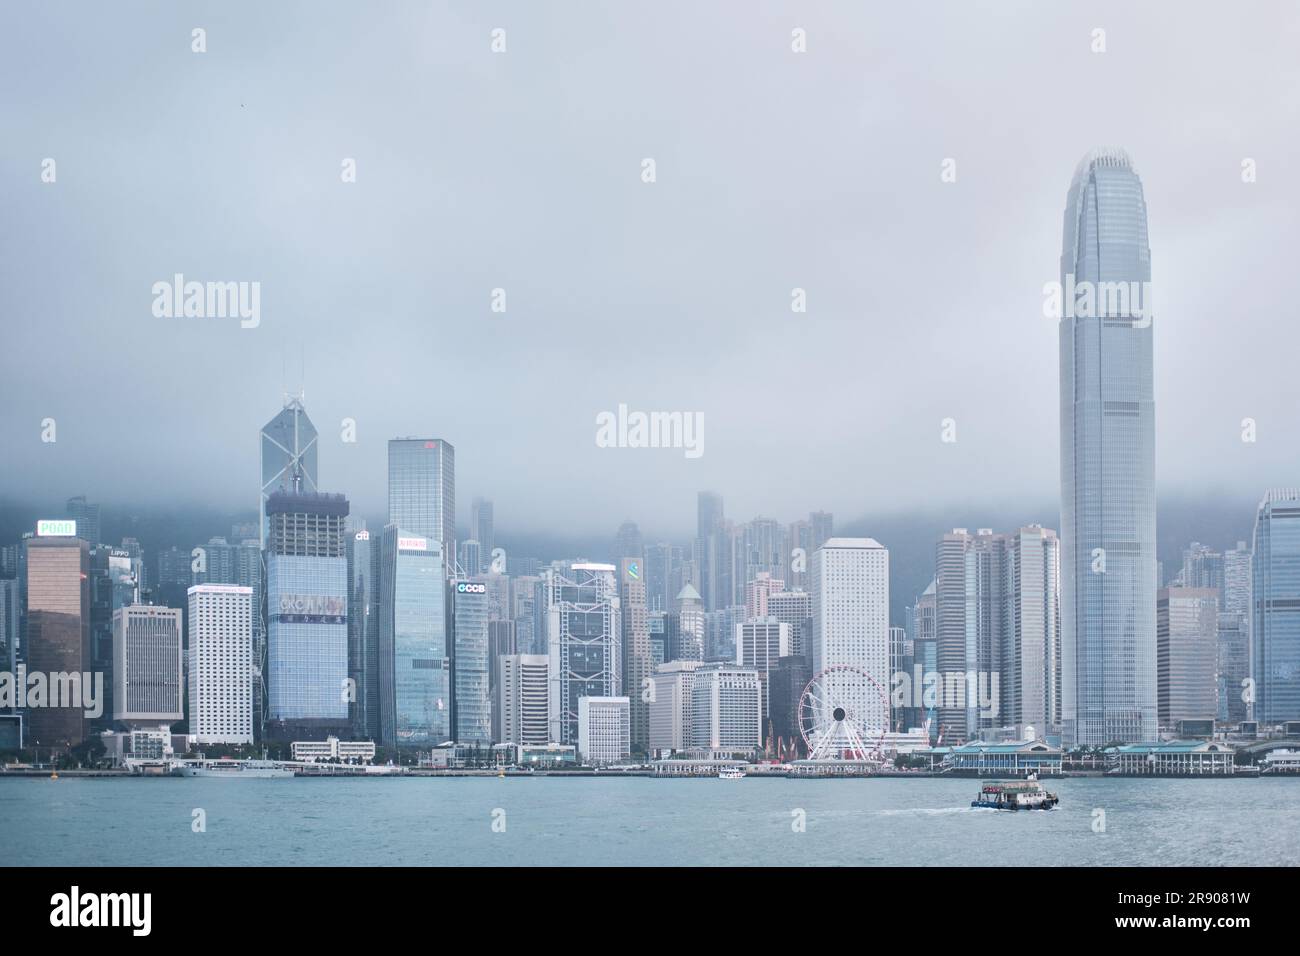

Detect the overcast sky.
xmin=2 ymin=1 xmax=1298 ymax=538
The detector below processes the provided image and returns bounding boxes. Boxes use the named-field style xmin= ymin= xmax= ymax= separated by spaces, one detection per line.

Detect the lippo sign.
xmin=36 ymin=519 xmax=77 ymax=537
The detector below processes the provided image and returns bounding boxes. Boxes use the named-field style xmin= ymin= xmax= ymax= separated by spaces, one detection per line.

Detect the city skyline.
xmin=3 ymin=4 xmax=1299 ymax=534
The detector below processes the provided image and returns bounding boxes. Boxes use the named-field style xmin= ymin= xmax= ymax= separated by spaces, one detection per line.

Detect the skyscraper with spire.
xmin=260 ymin=394 xmax=319 ymax=548
xmin=1059 ymin=149 xmax=1157 ymax=746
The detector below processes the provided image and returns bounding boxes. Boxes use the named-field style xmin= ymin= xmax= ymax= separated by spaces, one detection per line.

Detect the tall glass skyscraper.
xmin=1251 ymin=489 xmax=1300 ymax=724
xmin=388 ymin=438 xmax=456 ymax=570
xmin=450 ymin=579 xmax=492 ymax=743
xmin=346 ymin=525 xmax=381 ymax=741
xmin=259 ymin=395 xmax=318 ymax=547
xmin=264 ymin=491 xmax=350 ymax=740
xmin=1059 ymin=148 xmax=1157 ymax=746
xmin=379 ymin=525 xmax=450 ymax=748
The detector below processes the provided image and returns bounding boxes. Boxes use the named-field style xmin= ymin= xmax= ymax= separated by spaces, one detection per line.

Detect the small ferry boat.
xmin=971 ymin=774 xmax=1058 ymax=810
xmin=718 ymin=766 xmax=746 ymax=779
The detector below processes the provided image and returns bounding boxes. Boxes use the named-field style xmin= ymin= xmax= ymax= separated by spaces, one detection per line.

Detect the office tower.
xmin=691 ymin=663 xmax=761 ymax=753
xmin=450 ymin=579 xmax=492 ymax=743
xmin=769 ymin=655 xmax=811 ymax=755
xmin=379 ymin=526 xmax=450 ymax=748
xmin=1002 ymin=526 xmax=1062 ymax=735
xmin=87 ymin=545 xmax=137 ymax=725
xmin=702 ymin=603 xmax=744 ymax=664
xmin=459 ymin=540 xmax=482 ymax=579
xmin=577 ymin=696 xmax=630 ymax=765
xmin=483 ymin=571 xmax=510 ymax=621
xmin=471 ymin=497 xmax=494 ymax=572
xmin=260 ymin=394 xmax=319 ymax=547
xmin=494 ymin=653 xmax=548 ymax=746
xmin=888 ymin=626 xmax=912 ymax=729
xmin=187 ymin=585 xmax=254 ymax=744
xmin=647 ymin=611 xmax=667 ymax=667
xmin=1059 ymin=149 xmax=1157 ymax=747
xmin=1252 ymin=490 xmax=1300 ymax=724
xmin=346 ymin=526 xmax=381 ymax=741
xmin=647 ymin=659 xmax=703 ymax=754
xmin=618 ymin=556 xmax=652 ymax=754
xmin=613 ymin=521 xmax=644 ymax=563
xmin=643 ymin=542 xmax=678 ymax=614
xmin=65 ymin=496 xmax=101 ymax=545
xmin=488 ymin=619 xmax=517 ymax=661
xmin=696 ymin=491 xmax=725 ymax=611
xmin=111 ymin=605 xmax=183 ymax=726
xmin=509 ymin=575 xmax=540 ymax=654
xmin=24 ymin=532 xmax=91 ymax=750
xmin=1223 ymin=542 xmax=1253 ymax=617
xmin=264 ymin=491 xmax=350 ymax=740
xmin=1218 ymin=541 xmax=1252 ymax=722
xmin=670 ymin=583 xmax=705 ymax=661
xmin=1 ymin=578 xmax=18 ymax=677
xmin=1156 ymin=587 xmax=1220 ymax=728
xmin=545 ymin=563 xmax=620 ymax=746
xmin=744 ymin=572 xmax=785 ymax=620
xmin=1178 ymin=543 xmax=1225 ymax=591
xmin=767 ymin=590 xmax=812 ymax=658
xmin=154 ymin=546 xmax=192 ymax=610
xmin=935 ymin=529 xmax=1006 ymax=741
xmin=735 ymin=617 xmax=789 ymax=731
xmin=387 ymin=438 xmax=456 ymax=568
xmin=117 ymin=537 xmax=145 ymax=594
xmin=1217 ymin=612 xmax=1250 ymax=723
xmin=810 ymin=538 xmax=889 ymax=743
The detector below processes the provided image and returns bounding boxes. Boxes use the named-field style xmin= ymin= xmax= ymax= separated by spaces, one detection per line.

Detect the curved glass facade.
xmin=1059 ymin=149 xmax=1157 ymax=745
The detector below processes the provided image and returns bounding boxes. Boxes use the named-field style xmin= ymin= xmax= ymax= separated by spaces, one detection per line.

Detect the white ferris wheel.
xmin=798 ymin=664 xmax=889 ymax=761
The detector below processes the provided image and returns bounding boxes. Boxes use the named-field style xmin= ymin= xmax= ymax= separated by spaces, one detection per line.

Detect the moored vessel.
xmin=172 ymin=759 xmax=293 ymax=779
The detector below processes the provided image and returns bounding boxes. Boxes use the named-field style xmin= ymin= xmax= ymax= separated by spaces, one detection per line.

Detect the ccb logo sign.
xmin=456 ymin=581 xmax=487 ymax=594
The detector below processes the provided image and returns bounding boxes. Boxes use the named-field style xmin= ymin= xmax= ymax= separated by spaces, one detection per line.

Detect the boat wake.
xmin=879 ymin=806 xmax=993 ymax=816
